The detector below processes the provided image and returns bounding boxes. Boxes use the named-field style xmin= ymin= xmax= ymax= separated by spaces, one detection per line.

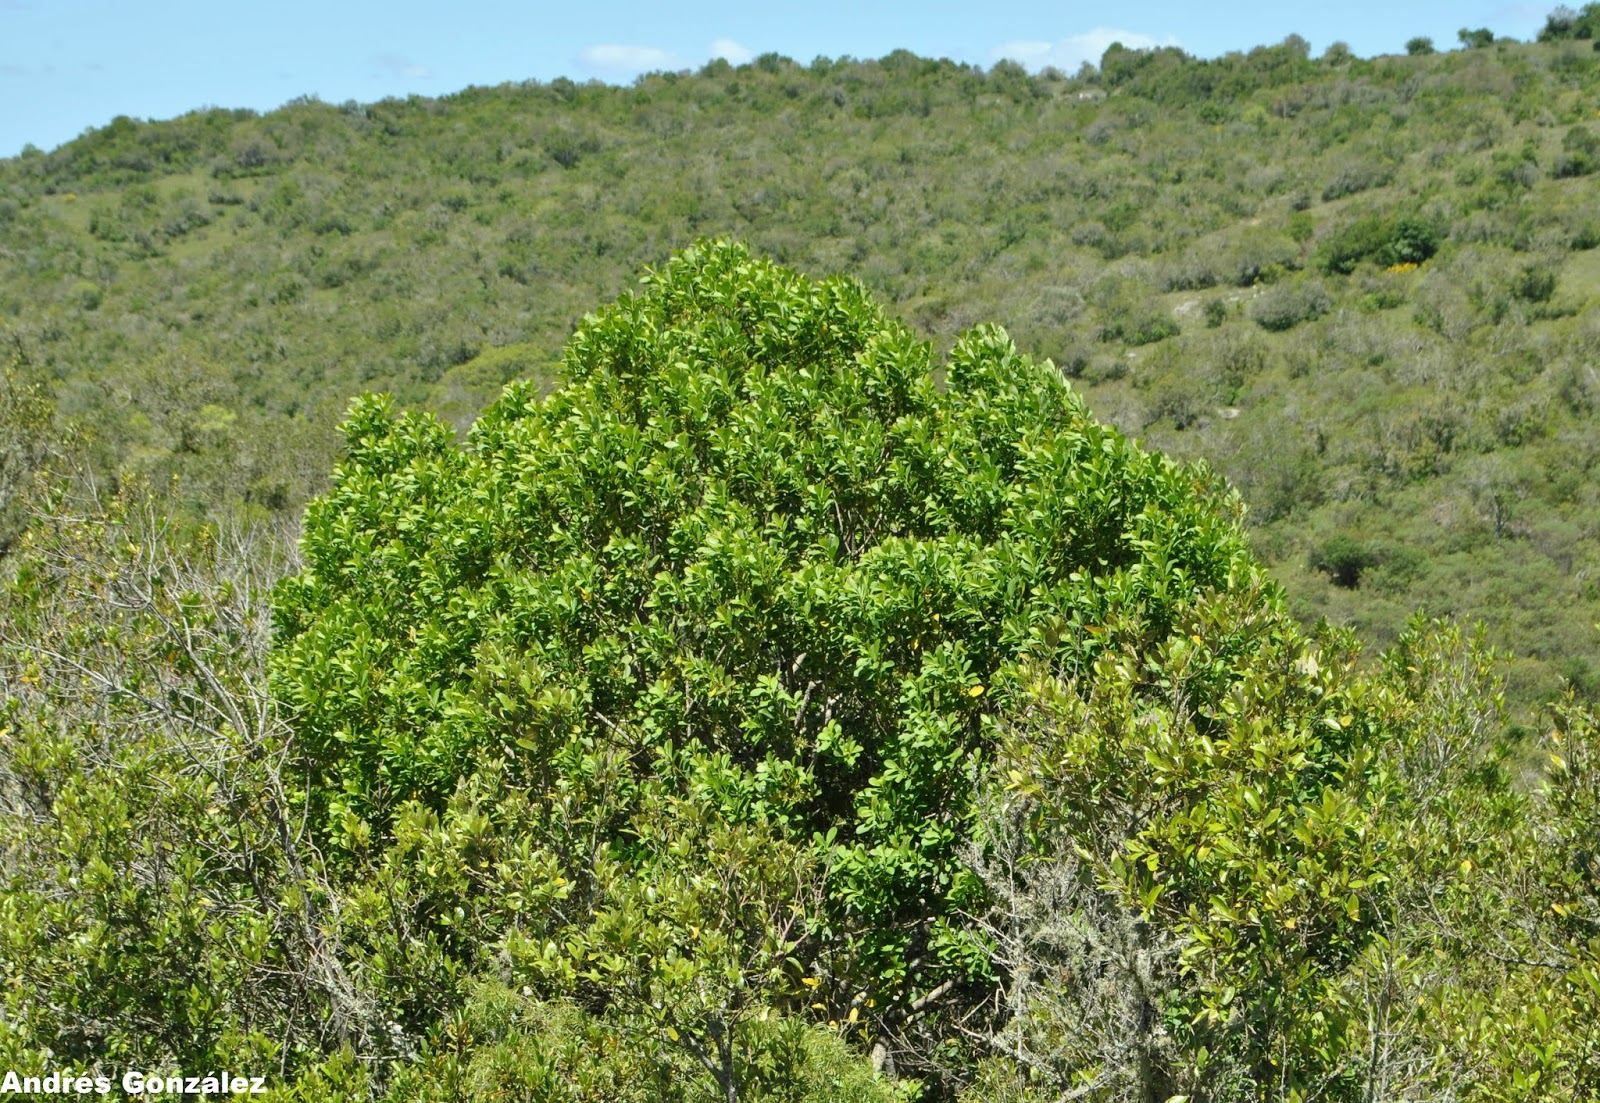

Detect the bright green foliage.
xmin=7 ymin=237 xmax=1600 ymax=1097
xmin=0 ymin=475 xmax=894 ymax=1099
xmin=377 ymin=983 xmax=896 ymax=1103
xmin=977 ymin=595 xmax=1393 ymax=1099
xmin=963 ymin=615 xmax=1600 ymax=1101
xmin=1347 ymin=621 xmax=1600 ymax=1101
xmin=271 ymin=240 xmax=1262 ymax=1064
xmin=304 ymin=754 xmax=882 ymax=1100
xmin=11 ymin=31 xmax=1600 ymax=1078
xmin=1529 ymin=698 xmax=1600 ymax=1094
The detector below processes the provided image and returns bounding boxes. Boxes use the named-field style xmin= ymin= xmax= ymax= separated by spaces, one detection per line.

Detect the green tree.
xmin=1539 ymin=4 xmax=1600 ymax=41
xmin=1315 ymin=215 xmax=1440 ymax=276
xmin=270 ymin=240 xmax=1266 ymax=1087
xmin=1309 ymin=533 xmax=1382 ymax=588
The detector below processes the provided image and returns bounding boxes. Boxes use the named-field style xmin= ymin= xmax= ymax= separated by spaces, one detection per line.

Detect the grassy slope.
xmin=2 ymin=41 xmax=1599 ymax=707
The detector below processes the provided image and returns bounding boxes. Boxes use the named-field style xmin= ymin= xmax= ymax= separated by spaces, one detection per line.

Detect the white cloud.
xmin=709 ymin=37 xmax=754 ymax=64
xmin=1488 ymin=3 xmax=1548 ymax=20
xmin=579 ymin=44 xmax=680 ymax=75
xmin=373 ymin=53 xmax=432 ymax=80
xmin=991 ymin=27 xmax=1180 ymax=73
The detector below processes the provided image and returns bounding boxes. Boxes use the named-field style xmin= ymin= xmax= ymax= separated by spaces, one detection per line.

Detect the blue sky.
xmin=0 ymin=0 xmax=1557 ymax=158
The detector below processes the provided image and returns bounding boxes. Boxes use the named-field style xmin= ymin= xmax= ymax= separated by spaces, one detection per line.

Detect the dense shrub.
xmin=1093 ymin=278 xmax=1182 ymax=345
xmin=1554 ymin=125 xmax=1600 ymax=177
xmin=1249 ymin=278 xmax=1332 ymax=331
xmin=1098 ymin=310 xmax=1181 ymax=345
xmin=1310 ymin=532 xmax=1382 ymax=587
xmin=1512 ymin=262 xmax=1558 ymax=303
xmin=270 ymin=241 xmax=1263 ymax=1083
xmin=1316 ymin=214 xmax=1441 ymax=275
xmin=7 ymin=221 xmax=1600 ymax=1098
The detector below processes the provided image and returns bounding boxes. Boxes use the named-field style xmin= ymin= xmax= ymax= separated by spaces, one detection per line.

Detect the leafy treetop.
xmin=271 ymin=239 xmax=1271 ymax=1013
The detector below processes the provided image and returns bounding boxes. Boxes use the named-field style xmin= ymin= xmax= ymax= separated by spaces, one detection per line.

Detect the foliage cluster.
xmin=1539 ymin=4 xmax=1600 ymax=42
xmin=270 ymin=241 xmax=1260 ymax=1089
xmin=1314 ymin=216 xmax=1441 ymax=276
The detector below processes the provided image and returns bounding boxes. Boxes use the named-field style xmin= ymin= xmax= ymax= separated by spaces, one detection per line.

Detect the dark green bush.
xmin=1317 ymin=215 xmax=1440 ymax=275
xmin=1310 ymin=533 xmax=1382 ymax=587
xmin=1512 ymin=263 xmax=1558 ymax=303
xmin=1539 ymin=3 xmax=1600 ymax=41
xmin=1318 ymin=219 xmax=1394 ymax=275
xmin=1555 ymin=126 xmax=1600 ymax=178
xmin=1384 ymin=218 xmax=1443 ymax=265
xmin=1099 ymin=311 xmax=1181 ymax=345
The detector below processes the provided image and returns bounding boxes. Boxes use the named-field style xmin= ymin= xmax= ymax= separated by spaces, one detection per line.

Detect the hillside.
xmin=3 ymin=37 xmax=1600 ymax=704
xmin=6 ymin=31 xmax=1600 ymax=1098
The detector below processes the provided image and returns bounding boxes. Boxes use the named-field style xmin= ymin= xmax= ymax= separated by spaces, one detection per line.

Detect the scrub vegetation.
xmin=3 ymin=21 xmax=1600 ymax=1102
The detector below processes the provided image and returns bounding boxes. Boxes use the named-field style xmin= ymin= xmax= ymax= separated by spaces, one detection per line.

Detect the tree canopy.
xmin=270 ymin=240 xmax=1273 ymax=1064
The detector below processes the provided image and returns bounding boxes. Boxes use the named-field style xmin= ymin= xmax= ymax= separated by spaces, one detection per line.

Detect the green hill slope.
xmin=4 ymin=37 xmax=1600 ymax=704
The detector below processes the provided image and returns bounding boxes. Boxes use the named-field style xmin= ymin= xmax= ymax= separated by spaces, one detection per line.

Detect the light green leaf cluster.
xmin=965 ymin=615 xmax=1600 ymax=1101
